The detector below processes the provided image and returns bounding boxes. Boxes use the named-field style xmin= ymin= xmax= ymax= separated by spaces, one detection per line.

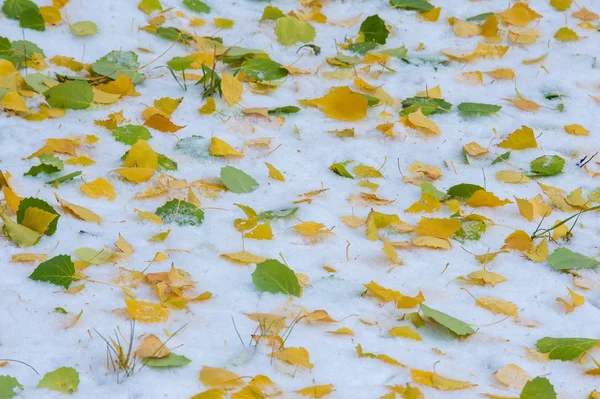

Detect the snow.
xmin=1 ymin=0 xmax=600 ymax=398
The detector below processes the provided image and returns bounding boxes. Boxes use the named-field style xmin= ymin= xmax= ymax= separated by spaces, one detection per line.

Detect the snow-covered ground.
xmin=1 ymin=0 xmax=600 ymax=398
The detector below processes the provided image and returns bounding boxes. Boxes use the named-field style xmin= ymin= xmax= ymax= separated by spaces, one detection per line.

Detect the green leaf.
xmin=378 ymin=46 xmax=408 ymax=59
xmin=401 ymin=97 xmax=452 ymax=116
xmin=420 ymin=182 xmax=445 ymax=200
xmin=19 ymin=7 xmax=45 ymax=31
xmin=390 ymin=0 xmax=434 ymax=11
xmin=491 ymin=151 xmax=511 ymax=165
xmin=257 ymin=207 xmax=298 ymax=221
xmin=528 ymin=155 xmax=565 ymax=177
xmin=182 ymin=0 xmax=210 ymax=13
xmin=92 ymin=50 xmax=143 ymax=84
xmin=37 ymin=366 xmax=79 ymax=394
xmin=457 ymin=102 xmax=502 ymax=116
xmin=0 ymin=37 xmax=11 ymax=60
xmin=156 ymin=199 xmax=204 ymax=226
xmin=17 ymin=197 xmax=60 ymax=236
xmin=74 ymin=248 xmax=113 ymax=265
xmin=252 ymin=259 xmax=301 ymax=296
xmin=0 ymin=375 xmax=23 ymax=399
xmin=46 ymin=171 xmax=82 ymax=186
xmin=520 ymin=377 xmax=556 ymax=399
xmin=45 ymin=81 xmax=93 ymax=110
xmin=466 ymin=12 xmax=494 ymax=22
xmin=138 ymin=0 xmax=162 ymax=14
xmin=330 ymin=160 xmax=354 ymax=178
xmin=143 ymin=353 xmax=191 ymax=368
xmin=535 ymin=337 xmax=598 ymax=361
xmin=268 ymin=106 xmax=300 ymax=115
xmin=70 ymin=21 xmax=98 ymax=36
xmin=167 ymin=56 xmax=194 ymax=71
xmin=420 ymin=304 xmax=474 ymax=336
xmin=222 ymin=46 xmax=265 ymax=66
xmin=220 ymin=166 xmax=259 ymax=194
xmin=10 ymin=40 xmax=44 ymax=69
xmin=54 ymin=307 xmax=68 ymax=314
xmin=241 ymin=58 xmax=288 ymax=82
xmin=112 ymin=124 xmax=152 ymax=145
xmin=446 ymin=183 xmax=484 ymax=200
xmin=2 ymin=0 xmax=38 ymax=19
xmin=261 ymin=5 xmax=284 ymax=21
xmin=156 ymin=27 xmax=193 ymax=43
xmin=275 ymin=16 xmax=316 ymax=46
xmin=39 ymin=154 xmax=64 ymax=170
xmin=452 ymin=220 xmax=486 ymax=242
xmin=1 ymin=215 xmax=41 ymax=248
xmin=548 ymin=248 xmax=600 ymax=271
xmin=24 ymin=73 xmax=58 ymax=94
xmin=29 ymin=255 xmax=75 ymax=289
xmin=176 ymin=135 xmax=207 ymax=159
xmin=24 ymin=164 xmax=61 ymax=177
xmin=348 ymin=42 xmax=378 ymax=55
xmin=157 ymin=153 xmax=177 ymax=171
xmin=360 ymin=15 xmax=389 ymax=45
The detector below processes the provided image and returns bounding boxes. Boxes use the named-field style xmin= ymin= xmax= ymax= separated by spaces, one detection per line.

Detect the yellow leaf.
xmin=538 ymin=182 xmax=576 ymax=212
xmin=327 ymin=327 xmax=354 ymax=336
xmin=466 ymin=269 xmax=507 ymax=286
xmin=55 ymin=193 xmax=101 ymax=224
xmin=389 ymin=326 xmax=422 ymax=341
xmin=406 ymin=109 xmax=440 ymax=135
xmin=154 ymin=97 xmax=182 ymax=115
xmin=122 ymin=140 xmax=158 ymax=169
xmin=244 ymin=222 xmax=273 ymax=240
xmin=504 ymin=98 xmax=541 ymax=112
xmin=135 ymin=334 xmax=170 ymax=358
xmin=293 ymin=221 xmax=333 ymax=236
xmin=551 ymin=0 xmax=572 ymax=11
xmin=114 ymin=168 xmax=155 ymax=183
xmin=450 ymin=18 xmax=481 ymax=38
xmin=526 ymin=239 xmax=548 ymax=262
xmin=65 ymin=156 xmax=95 ymax=166
xmin=411 ymin=369 xmax=477 ymax=391
xmin=115 ymin=234 xmax=134 ymax=255
xmin=243 ymin=108 xmax=270 ymax=118
xmin=407 ymin=192 xmax=441 ymax=214
xmin=296 ymin=384 xmax=335 ymax=398
xmin=466 ymin=190 xmax=512 ymax=208
xmin=463 ymin=142 xmax=488 ymax=157
xmin=497 ymin=3 xmax=542 ymax=27
xmin=564 ymin=124 xmax=589 ymax=136
xmin=415 ymin=217 xmax=461 ymax=239
xmin=311 ymin=86 xmax=368 ymax=121
xmin=81 ymin=178 xmax=116 ymax=201
xmin=364 ymin=281 xmax=424 ymax=308
xmin=522 ymin=53 xmax=548 ymax=65
xmin=39 ymin=5 xmax=61 ymax=24
xmin=476 ymin=296 xmax=519 ymax=317
xmin=97 ymin=75 xmax=139 ymax=97
xmin=144 ymin=113 xmax=184 ymax=133
xmin=221 ymin=73 xmax=243 ymax=106
xmin=382 ymin=238 xmax=402 ymax=265
xmin=412 ymin=236 xmax=451 ymax=250
xmin=480 ymin=15 xmax=501 ymax=42
xmin=11 ymin=253 xmax=47 ymax=263
xmin=0 ymin=91 xmax=29 ymax=112
xmin=557 ymin=287 xmax=585 ymax=313
xmin=22 ymin=207 xmax=58 ymax=234
xmin=191 ymin=388 xmax=226 ymax=399
xmin=486 ymin=68 xmax=515 ymax=80
xmin=264 ymin=162 xmax=284 ymax=181
xmin=214 ymin=18 xmax=234 ymax=29
xmin=210 ymin=137 xmax=243 ymax=157
xmin=272 ymin=347 xmax=313 ymax=369
xmin=573 ymin=8 xmax=599 ymax=21
xmin=508 ymin=28 xmax=542 ymax=45
xmin=554 ymin=27 xmax=579 ymax=41
xmin=494 ymin=364 xmax=531 ymax=389
xmin=199 ymin=97 xmax=216 ymax=114
xmin=199 ymin=366 xmax=243 ymax=389
xmin=220 ymin=251 xmax=267 ymax=265
xmin=419 ymin=7 xmax=440 ymax=22
xmin=496 ymin=170 xmax=529 ymax=184
xmin=503 ymin=230 xmax=533 ymax=252
xmin=415 ymin=85 xmax=442 ymax=99
xmin=340 ymin=215 xmax=364 ymax=228
xmin=124 ymin=298 xmax=170 ymax=323
xmin=134 ymin=208 xmax=164 ymax=224
xmin=93 ymin=88 xmax=122 ymax=104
